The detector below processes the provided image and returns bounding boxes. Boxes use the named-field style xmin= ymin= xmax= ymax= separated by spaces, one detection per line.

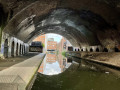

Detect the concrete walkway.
xmin=0 ymin=53 xmax=45 ymax=90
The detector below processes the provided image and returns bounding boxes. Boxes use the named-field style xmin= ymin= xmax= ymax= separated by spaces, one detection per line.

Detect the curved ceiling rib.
xmin=0 ymin=0 xmax=120 ymax=49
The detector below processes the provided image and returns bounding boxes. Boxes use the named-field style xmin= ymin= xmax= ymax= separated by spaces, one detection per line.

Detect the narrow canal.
xmin=31 ymin=53 xmax=120 ymax=90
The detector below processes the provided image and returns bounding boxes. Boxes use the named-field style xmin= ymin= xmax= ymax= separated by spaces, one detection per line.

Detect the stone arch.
xmin=1 ymin=1 xmax=120 ymax=52
xmin=114 ymin=47 xmax=119 ymax=52
xmin=19 ymin=44 xmax=22 ymax=55
xmin=96 ymin=48 xmax=99 ymax=52
xmin=11 ymin=41 xmax=15 ymax=57
xmin=3 ymin=8 xmax=109 ymax=48
xmin=16 ymin=43 xmax=19 ymax=56
xmin=103 ymin=48 xmax=108 ymax=52
xmin=81 ymin=49 xmax=83 ymax=51
xmin=90 ymin=48 xmax=93 ymax=52
xmin=75 ymin=49 xmax=77 ymax=51
xmin=4 ymin=39 xmax=8 ymax=58
xmin=78 ymin=49 xmax=80 ymax=51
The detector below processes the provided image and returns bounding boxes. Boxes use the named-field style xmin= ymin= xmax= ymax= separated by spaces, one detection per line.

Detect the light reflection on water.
xmin=38 ymin=53 xmax=71 ymax=75
xmin=43 ymin=61 xmax=61 ymax=75
xmin=32 ymin=54 xmax=120 ymax=90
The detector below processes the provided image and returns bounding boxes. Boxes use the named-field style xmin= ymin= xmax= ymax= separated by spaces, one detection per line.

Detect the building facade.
xmin=46 ymin=54 xmax=57 ymax=63
xmin=33 ymin=34 xmax=47 ymax=53
xmin=47 ymin=40 xmax=57 ymax=51
xmin=33 ymin=35 xmax=45 ymax=45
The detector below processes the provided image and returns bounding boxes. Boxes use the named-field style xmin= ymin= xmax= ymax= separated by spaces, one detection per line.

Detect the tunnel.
xmin=0 ymin=1 xmax=120 ymax=90
xmin=0 ymin=0 xmax=120 ymax=55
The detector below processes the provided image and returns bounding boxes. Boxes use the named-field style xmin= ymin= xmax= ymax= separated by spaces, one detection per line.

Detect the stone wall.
xmin=0 ymin=32 xmax=29 ymax=58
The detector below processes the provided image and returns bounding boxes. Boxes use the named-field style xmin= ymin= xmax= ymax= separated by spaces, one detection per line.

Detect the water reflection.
xmin=44 ymin=61 xmax=61 ymax=75
xmin=32 ymin=55 xmax=120 ymax=90
xmin=38 ymin=52 xmax=71 ymax=75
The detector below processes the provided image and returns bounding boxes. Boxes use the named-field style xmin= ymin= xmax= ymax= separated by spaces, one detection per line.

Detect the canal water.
xmin=31 ymin=53 xmax=120 ymax=90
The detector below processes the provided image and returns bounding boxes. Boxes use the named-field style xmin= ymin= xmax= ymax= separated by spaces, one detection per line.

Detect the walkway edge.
xmin=26 ymin=54 xmax=46 ymax=90
xmin=66 ymin=52 xmax=120 ymax=70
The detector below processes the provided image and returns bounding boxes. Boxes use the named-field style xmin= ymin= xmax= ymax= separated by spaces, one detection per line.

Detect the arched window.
xmin=90 ymin=48 xmax=93 ymax=52
xmin=103 ymin=48 xmax=108 ymax=52
xmin=75 ymin=49 xmax=77 ymax=51
xmin=96 ymin=48 xmax=99 ymax=52
xmin=81 ymin=49 xmax=83 ymax=51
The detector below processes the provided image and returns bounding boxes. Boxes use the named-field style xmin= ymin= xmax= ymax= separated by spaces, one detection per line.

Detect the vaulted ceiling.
xmin=0 ymin=0 xmax=120 ymax=48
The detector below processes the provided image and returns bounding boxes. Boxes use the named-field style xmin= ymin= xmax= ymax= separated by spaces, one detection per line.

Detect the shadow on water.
xmin=32 ymin=58 xmax=120 ymax=90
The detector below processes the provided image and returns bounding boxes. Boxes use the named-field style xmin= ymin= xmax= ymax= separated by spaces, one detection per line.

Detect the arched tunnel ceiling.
xmin=1 ymin=0 xmax=120 ymax=47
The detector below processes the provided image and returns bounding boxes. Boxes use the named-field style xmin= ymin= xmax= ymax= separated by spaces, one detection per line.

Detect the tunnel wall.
xmin=0 ymin=32 xmax=29 ymax=58
xmin=0 ymin=0 xmax=120 ymax=56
